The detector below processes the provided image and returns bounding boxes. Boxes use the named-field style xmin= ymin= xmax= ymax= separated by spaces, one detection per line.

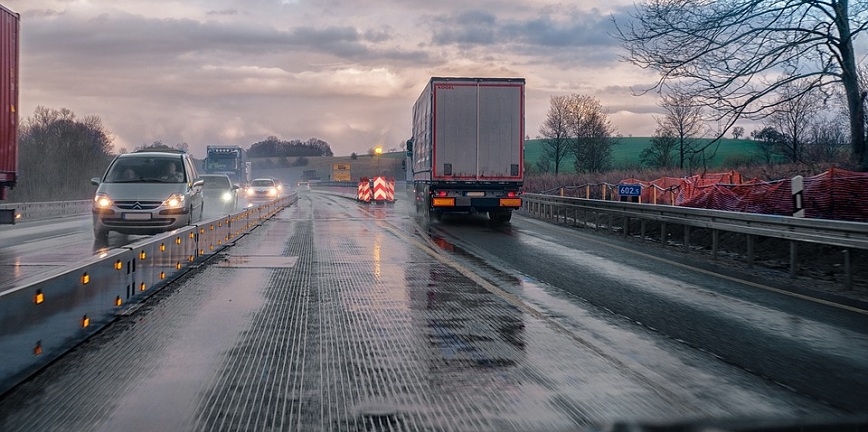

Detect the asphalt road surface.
xmin=0 ymin=190 xmax=864 ymax=431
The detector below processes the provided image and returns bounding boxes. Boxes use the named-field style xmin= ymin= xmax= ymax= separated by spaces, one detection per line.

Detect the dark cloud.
xmin=20 ymin=8 xmax=62 ymax=18
xmin=508 ymin=15 xmax=613 ymax=48
xmin=21 ymin=11 xmax=421 ymax=67
xmin=431 ymin=10 xmax=498 ymax=45
xmin=206 ymin=9 xmax=240 ymax=16
xmin=9 ymin=1 xmax=653 ymax=156
xmin=432 ymin=9 xmax=616 ymax=49
xmin=363 ymin=27 xmax=393 ymax=43
xmin=428 ymin=7 xmax=625 ymax=66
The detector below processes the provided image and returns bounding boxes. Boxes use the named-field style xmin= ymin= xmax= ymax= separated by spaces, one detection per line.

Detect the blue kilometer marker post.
xmin=618 ymin=184 xmax=642 ymax=197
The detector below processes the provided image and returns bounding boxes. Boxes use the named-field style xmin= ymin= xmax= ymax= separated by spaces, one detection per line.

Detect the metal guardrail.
xmin=0 ymin=193 xmax=297 ymax=395
xmin=521 ymin=193 xmax=868 ymax=288
xmin=0 ymin=200 xmax=92 ymax=223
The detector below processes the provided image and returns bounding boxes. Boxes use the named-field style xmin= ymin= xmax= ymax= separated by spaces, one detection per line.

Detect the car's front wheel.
xmin=93 ymin=227 xmax=109 ymax=244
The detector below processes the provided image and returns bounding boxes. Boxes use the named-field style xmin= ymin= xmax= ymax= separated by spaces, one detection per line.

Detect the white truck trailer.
xmin=409 ymin=77 xmax=524 ymax=223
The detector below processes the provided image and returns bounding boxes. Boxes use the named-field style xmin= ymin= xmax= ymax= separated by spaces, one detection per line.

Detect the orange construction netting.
xmin=619 ymin=168 xmax=868 ymax=221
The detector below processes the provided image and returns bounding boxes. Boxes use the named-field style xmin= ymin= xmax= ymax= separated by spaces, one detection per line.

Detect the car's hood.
xmin=95 ymin=182 xmax=191 ymax=201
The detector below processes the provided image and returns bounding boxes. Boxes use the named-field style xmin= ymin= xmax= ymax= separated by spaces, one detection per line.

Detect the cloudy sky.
xmin=5 ymin=0 xmax=664 ymax=158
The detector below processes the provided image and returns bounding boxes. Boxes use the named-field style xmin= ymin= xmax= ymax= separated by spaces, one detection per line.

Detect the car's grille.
xmin=101 ymin=218 xmax=176 ymax=227
xmin=114 ymin=200 xmax=163 ymax=210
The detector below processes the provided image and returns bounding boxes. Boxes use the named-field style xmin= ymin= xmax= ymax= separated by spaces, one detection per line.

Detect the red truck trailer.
xmin=0 ymin=3 xmax=18 ymax=209
xmin=409 ymin=77 xmax=525 ymax=223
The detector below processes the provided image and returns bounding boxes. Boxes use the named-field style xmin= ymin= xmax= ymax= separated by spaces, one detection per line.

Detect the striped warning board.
xmin=357 ymin=178 xmax=371 ymax=202
xmin=372 ymin=176 xmax=395 ymax=203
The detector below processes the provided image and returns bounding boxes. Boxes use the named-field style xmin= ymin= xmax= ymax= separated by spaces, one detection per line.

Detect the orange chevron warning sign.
xmin=372 ymin=176 xmax=395 ymax=203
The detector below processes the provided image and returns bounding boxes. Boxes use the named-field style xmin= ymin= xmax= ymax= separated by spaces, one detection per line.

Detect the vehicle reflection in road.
xmin=92 ymin=232 xmax=148 ymax=253
xmin=406 ymin=238 xmax=526 ymax=369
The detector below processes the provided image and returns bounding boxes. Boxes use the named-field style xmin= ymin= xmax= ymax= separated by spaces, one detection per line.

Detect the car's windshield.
xmin=6 ymin=1 xmax=868 ymax=430
xmin=202 ymin=176 xmax=230 ymax=189
xmin=105 ymin=157 xmax=185 ymax=183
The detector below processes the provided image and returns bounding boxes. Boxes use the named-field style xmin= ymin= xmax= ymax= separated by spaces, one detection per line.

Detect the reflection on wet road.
xmin=0 ymin=215 xmax=97 ymax=288
xmin=0 ymin=192 xmax=854 ymax=432
xmin=424 ymin=206 xmax=868 ymax=415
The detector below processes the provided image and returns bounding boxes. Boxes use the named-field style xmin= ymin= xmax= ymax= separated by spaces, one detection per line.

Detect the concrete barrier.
xmin=0 ymin=200 xmax=91 ymax=223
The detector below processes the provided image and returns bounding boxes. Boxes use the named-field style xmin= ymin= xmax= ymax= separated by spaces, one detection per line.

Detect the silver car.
xmin=91 ymin=150 xmax=204 ymax=242
xmin=200 ymin=173 xmax=239 ymax=214
xmin=245 ymin=178 xmax=279 ymax=203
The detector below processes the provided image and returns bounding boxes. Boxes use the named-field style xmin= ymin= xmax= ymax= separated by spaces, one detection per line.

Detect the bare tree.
xmin=656 ymin=92 xmax=708 ymax=170
xmin=534 ymin=154 xmax=553 ymax=174
xmin=640 ymin=127 xmax=678 ymax=169
xmin=750 ymin=127 xmax=786 ymax=165
xmin=765 ymin=83 xmax=824 ymax=163
xmin=616 ymin=0 xmax=868 ymax=168
xmin=806 ymin=118 xmax=850 ymax=163
xmin=137 ymin=140 xmax=186 ymax=151
xmin=539 ymin=95 xmax=572 ymax=176
xmin=11 ymin=106 xmax=114 ymax=202
xmin=566 ymin=94 xmax=617 ymax=173
xmin=860 ymin=62 xmax=868 ymax=145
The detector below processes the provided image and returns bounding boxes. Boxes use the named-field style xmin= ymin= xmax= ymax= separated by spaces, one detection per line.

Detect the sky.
xmin=4 ymin=0 xmax=667 ymax=158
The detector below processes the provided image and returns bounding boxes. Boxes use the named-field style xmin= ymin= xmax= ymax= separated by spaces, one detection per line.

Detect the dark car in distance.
xmin=200 ymin=174 xmax=239 ymax=214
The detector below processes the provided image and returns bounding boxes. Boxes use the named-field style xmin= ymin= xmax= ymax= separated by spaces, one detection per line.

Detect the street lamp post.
xmin=375 ymin=146 xmax=382 ymax=175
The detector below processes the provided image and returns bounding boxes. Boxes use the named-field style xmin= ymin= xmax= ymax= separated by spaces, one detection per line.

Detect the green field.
xmin=525 ymin=138 xmax=758 ymax=172
xmin=247 ymin=138 xmax=760 ymax=182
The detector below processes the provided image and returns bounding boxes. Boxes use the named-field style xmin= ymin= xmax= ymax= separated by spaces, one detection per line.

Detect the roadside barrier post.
xmin=792 ymin=175 xmax=805 ymax=218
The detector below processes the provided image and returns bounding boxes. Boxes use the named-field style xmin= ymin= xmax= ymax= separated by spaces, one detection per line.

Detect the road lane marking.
xmin=374 ymin=219 xmax=704 ymax=415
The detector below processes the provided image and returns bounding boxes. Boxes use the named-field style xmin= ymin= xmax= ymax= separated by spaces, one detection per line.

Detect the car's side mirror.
xmin=233 ymin=184 xmax=240 ymax=190
xmin=192 ymin=179 xmax=205 ymax=188
xmin=90 ymin=177 xmax=101 ymax=186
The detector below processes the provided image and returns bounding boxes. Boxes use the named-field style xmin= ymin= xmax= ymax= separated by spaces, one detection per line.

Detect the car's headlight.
xmin=268 ymin=188 xmax=277 ymax=196
xmin=94 ymin=193 xmax=113 ymax=209
xmin=246 ymin=188 xmax=255 ymax=196
xmin=164 ymin=193 xmax=186 ymax=208
xmin=221 ymin=192 xmax=233 ymax=202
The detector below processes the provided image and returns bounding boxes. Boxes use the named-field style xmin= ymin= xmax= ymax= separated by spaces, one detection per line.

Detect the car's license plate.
xmin=466 ymin=191 xmax=485 ymax=197
xmin=123 ymin=212 xmax=152 ymax=220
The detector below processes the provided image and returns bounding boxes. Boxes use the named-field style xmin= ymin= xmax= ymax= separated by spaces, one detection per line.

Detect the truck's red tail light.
xmin=435 ymin=190 xmax=448 ymax=197
xmin=506 ymin=191 xmax=518 ymax=198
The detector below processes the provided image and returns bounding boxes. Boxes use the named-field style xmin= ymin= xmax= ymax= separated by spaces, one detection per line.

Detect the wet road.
xmin=0 ymin=215 xmax=99 ymax=287
xmin=426 ymin=210 xmax=868 ymax=413
xmin=0 ymin=190 xmax=861 ymax=431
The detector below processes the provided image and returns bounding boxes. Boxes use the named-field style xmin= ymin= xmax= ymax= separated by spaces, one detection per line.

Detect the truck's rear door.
xmin=432 ymin=78 xmax=523 ymax=181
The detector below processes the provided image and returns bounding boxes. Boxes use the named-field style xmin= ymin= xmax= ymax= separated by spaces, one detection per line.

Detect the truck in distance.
xmin=409 ymin=77 xmax=524 ymax=224
xmin=0 ymin=4 xmax=19 ymax=223
xmin=203 ymin=145 xmax=249 ymax=188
